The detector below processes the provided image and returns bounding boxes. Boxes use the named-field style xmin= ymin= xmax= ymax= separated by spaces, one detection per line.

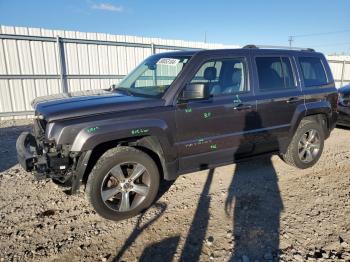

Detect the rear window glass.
xmin=256 ymin=57 xmax=295 ymax=91
xmin=299 ymin=57 xmax=328 ymax=87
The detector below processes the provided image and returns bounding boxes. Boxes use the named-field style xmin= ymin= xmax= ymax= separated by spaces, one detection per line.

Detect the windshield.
xmin=117 ymin=55 xmax=190 ymax=97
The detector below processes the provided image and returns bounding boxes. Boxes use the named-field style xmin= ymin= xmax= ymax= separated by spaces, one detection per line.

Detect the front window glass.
xmin=189 ymin=58 xmax=248 ymax=96
xmin=117 ymin=55 xmax=190 ymax=97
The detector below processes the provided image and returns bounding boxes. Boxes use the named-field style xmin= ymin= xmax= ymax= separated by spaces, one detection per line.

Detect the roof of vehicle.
xmin=156 ymin=46 xmax=322 ymax=58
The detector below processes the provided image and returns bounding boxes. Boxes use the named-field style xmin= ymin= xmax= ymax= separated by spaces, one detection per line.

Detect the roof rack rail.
xmin=243 ymin=44 xmax=315 ymax=52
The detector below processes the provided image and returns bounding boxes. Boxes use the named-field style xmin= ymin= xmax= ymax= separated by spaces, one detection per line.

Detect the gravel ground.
xmin=0 ymin=120 xmax=349 ymax=262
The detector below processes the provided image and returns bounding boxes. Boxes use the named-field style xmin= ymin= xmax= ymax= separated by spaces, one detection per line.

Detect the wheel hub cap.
xmin=120 ymin=181 xmax=132 ymax=191
xmin=298 ymin=128 xmax=320 ymax=164
xmin=100 ymin=162 xmax=150 ymax=212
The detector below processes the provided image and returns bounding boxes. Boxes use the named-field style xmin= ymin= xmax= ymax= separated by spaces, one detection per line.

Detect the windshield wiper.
xmin=113 ymin=87 xmax=134 ymax=96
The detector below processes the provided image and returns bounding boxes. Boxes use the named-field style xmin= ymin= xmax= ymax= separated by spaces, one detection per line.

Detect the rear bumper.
xmin=16 ymin=132 xmax=38 ymax=172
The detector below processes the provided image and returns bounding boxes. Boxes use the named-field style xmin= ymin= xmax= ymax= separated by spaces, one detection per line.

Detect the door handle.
xmin=233 ymin=104 xmax=253 ymax=110
xmin=286 ymin=97 xmax=300 ymax=104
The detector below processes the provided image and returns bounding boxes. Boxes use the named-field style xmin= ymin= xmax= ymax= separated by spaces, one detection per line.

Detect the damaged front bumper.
xmin=16 ymin=132 xmax=41 ymax=172
xmin=16 ymin=131 xmax=70 ymax=173
xmin=16 ymin=131 xmax=91 ymax=194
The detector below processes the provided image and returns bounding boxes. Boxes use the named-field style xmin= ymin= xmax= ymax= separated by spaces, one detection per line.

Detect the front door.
xmin=174 ymin=56 xmax=257 ymax=172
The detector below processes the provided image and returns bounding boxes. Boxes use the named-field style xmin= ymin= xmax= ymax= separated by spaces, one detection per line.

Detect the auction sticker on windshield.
xmin=157 ymin=58 xmax=180 ymax=66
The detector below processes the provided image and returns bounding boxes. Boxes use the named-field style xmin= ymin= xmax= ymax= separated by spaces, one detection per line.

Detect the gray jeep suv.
xmin=17 ymin=46 xmax=338 ymax=220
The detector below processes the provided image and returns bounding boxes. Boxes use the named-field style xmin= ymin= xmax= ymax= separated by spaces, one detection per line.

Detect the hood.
xmin=338 ymin=84 xmax=350 ymax=94
xmin=33 ymin=89 xmax=164 ymax=122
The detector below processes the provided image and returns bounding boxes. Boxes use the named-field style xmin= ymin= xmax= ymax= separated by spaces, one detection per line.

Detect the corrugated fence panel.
xmin=4 ymin=41 xmax=21 ymax=74
xmin=0 ymin=40 xmax=7 ymax=74
xmin=328 ymin=60 xmax=350 ymax=87
xmin=96 ymin=33 xmax=109 ymax=76
xmin=343 ymin=63 xmax=350 ymax=86
xmin=106 ymin=35 xmax=118 ymax=75
xmin=22 ymin=80 xmax=37 ymax=110
xmin=35 ymin=79 xmax=49 ymax=97
xmin=329 ymin=62 xmax=343 ymax=80
xmin=116 ymin=42 xmax=127 ymax=75
xmin=9 ymin=79 xmax=26 ymax=112
xmin=0 ymin=25 xmax=348 ymax=119
xmin=0 ymin=80 xmax=12 ymax=112
xmin=15 ymin=28 xmax=33 ymax=75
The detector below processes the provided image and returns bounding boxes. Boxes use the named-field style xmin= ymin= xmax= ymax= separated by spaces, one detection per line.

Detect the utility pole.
xmin=204 ymin=31 xmax=207 ymax=43
xmin=288 ymin=36 xmax=294 ymax=48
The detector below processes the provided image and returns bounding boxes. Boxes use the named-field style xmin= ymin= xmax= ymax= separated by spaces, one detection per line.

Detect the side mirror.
xmin=181 ymin=83 xmax=210 ymax=101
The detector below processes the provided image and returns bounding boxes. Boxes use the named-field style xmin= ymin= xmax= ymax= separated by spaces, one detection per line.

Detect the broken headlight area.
xmin=16 ymin=130 xmax=75 ymax=185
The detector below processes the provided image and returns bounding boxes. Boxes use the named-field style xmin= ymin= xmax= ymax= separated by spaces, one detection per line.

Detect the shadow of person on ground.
xmin=0 ymin=124 xmax=31 ymax=172
xmin=113 ymin=202 xmax=167 ymax=262
xmin=139 ymin=235 xmax=180 ymax=262
xmin=179 ymin=168 xmax=215 ymax=262
xmin=154 ymin=179 xmax=174 ymax=203
xmin=225 ymin=112 xmax=284 ymax=261
xmin=133 ymin=169 xmax=214 ymax=262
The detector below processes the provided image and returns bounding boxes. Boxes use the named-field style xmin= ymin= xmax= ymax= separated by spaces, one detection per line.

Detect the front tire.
xmin=281 ymin=118 xmax=325 ymax=169
xmin=86 ymin=146 xmax=160 ymax=221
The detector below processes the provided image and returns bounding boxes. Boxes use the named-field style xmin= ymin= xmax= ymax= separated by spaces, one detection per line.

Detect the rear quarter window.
xmin=299 ymin=57 xmax=328 ymax=87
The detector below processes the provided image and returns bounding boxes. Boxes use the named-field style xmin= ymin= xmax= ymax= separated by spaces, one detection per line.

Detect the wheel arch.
xmin=280 ymin=102 xmax=331 ymax=154
xmin=80 ymin=135 xmax=177 ymax=187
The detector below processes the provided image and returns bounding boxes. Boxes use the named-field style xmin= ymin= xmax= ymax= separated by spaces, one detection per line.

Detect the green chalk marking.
xmin=131 ymin=128 xmax=149 ymax=135
xmin=198 ymin=138 xmax=204 ymax=143
xmin=86 ymin=126 xmax=99 ymax=133
xmin=210 ymin=144 xmax=217 ymax=150
xmin=233 ymin=94 xmax=241 ymax=104
xmin=185 ymin=108 xmax=192 ymax=113
xmin=203 ymin=112 xmax=212 ymax=119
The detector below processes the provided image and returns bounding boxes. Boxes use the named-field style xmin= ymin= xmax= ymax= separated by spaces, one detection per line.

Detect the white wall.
xmin=327 ymin=55 xmax=350 ymax=87
xmin=0 ymin=25 xmax=238 ymax=119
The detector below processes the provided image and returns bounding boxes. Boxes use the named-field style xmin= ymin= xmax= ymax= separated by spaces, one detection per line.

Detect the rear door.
xmin=252 ymin=53 xmax=304 ymax=153
xmin=296 ymin=55 xmax=338 ymax=131
xmin=174 ymin=55 xmax=258 ymax=171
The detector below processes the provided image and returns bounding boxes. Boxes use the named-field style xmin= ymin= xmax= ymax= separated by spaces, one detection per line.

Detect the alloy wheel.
xmin=298 ymin=129 xmax=321 ymax=163
xmin=100 ymin=162 xmax=150 ymax=212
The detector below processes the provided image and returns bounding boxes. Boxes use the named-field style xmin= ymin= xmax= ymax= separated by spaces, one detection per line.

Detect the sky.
xmin=0 ymin=0 xmax=349 ymax=55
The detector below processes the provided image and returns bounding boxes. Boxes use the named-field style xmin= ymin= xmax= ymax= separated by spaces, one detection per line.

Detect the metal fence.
xmin=0 ymin=25 xmax=349 ymax=119
xmin=0 ymin=25 xmax=236 ymax=119
xmin=327 ymin=58 xmax=350 ymax=87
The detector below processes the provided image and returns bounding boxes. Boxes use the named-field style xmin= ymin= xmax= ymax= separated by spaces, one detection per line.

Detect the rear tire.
xmin=281 ymin=118 xmax=324 ymax=169
xmin=86 ymin=146 xmax=160 ymax=221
